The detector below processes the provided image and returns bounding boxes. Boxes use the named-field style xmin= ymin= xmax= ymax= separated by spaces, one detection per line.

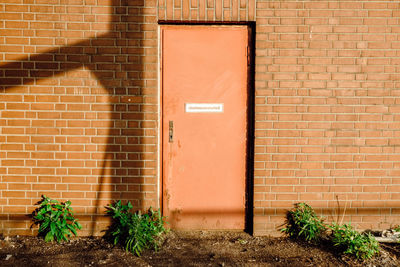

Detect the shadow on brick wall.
xmin=0 ymin=0 xmax=154 ymax=236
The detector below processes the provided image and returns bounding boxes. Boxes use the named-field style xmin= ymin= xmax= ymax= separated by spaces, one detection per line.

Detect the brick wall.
xmin=0 ymin=0 xmax=159 ymax=235
xmin=157 ymin=0 xmax=256 ymax=21
xmin=254 ymin=1 xmax=400 ymax=235
xmin=1 ymin=0 xmax=400 ymax=236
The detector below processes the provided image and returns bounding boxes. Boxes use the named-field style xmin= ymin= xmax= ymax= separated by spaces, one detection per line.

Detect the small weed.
xmin=32 ymin=195 xmax=81 ymax=243
xmin=105 ymin=200 xmax=167 ymax=256
xmin=280 ymin=202 xmax=326 ymax=243
xmin=330 ymin=223 xmax=379 ymax=260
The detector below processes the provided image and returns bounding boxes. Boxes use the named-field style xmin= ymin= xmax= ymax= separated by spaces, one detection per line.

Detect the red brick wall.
xmin=157 ymin=0 xmax=256 ymax=21
xmin=0 ymin=0 xmax=159 ymax=235
xmin=1 ymin=0 xmax=400 ymax=236
xmin=254 ymin=1 xmax=400 ymax=235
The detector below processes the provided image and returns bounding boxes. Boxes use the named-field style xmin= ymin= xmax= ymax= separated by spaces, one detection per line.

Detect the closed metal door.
xmin=161 ymin=25 xmax=248 ymax=229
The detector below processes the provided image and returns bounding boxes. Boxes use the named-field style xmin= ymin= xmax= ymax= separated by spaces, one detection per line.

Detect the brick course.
xmin=1 ymin=0 xmax=400 ymax=236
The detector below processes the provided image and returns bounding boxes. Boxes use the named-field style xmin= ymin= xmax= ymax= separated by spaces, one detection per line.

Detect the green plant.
xmin=330 ymin=223 xmax=379 ymax=260
xmin=280 ymin=202 xmax=326 ymax=243
xmin=32 ymin=195 xmax=82 ymax=243
xmin=105 ymin=200 xmax=167 ymax=256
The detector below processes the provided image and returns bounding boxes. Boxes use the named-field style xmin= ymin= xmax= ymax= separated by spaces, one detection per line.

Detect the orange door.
xmin=161 ymin=25 xmax=248 ymax=230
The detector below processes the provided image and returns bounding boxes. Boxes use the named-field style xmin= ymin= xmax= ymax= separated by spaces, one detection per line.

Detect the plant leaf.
xmin=67 ymin=224 xmax=78 ymax=236
xmin=45 ymin=231 xmax=54 ymax=242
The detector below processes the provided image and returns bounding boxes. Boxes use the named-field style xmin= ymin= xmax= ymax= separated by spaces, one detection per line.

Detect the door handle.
xmin=169 ymin=120 xmax=173 ymax=143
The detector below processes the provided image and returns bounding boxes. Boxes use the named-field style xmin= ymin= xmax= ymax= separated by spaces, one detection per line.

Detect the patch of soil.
xmin=0 ymin=231 xmax=399 ymax=266
xmin=0 ymin=235 xmax=147 ymax=267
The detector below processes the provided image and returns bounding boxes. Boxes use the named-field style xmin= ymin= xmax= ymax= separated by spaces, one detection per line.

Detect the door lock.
xmin=169 ymin=120 xmax=173 ymax=142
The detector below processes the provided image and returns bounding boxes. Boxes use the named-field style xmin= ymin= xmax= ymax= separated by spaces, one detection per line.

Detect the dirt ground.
xmin=1 ymin=231 xmax=400 ymax=266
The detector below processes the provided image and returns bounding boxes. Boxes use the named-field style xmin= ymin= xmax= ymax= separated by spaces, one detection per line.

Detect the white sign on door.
xmin=185 ymin=103 xmax=224 ymax=113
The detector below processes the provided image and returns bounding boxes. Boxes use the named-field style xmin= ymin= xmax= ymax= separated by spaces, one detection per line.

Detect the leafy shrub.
xmin=281 ymin=202 xmax=381 ymax=260
xmin=330 ymin=223 xmax=379 ymax=260
xmin=32 ymin=195 xmax=82 ymax=243
xmin=281 ymin=202 xmax=326 ymax=243
xmin=105 ymin=200 xmax=167 ymax=256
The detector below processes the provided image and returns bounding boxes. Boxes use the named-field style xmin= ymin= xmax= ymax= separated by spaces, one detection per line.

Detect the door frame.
xmin=157 ymin=21 xmax=255 ymax=234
